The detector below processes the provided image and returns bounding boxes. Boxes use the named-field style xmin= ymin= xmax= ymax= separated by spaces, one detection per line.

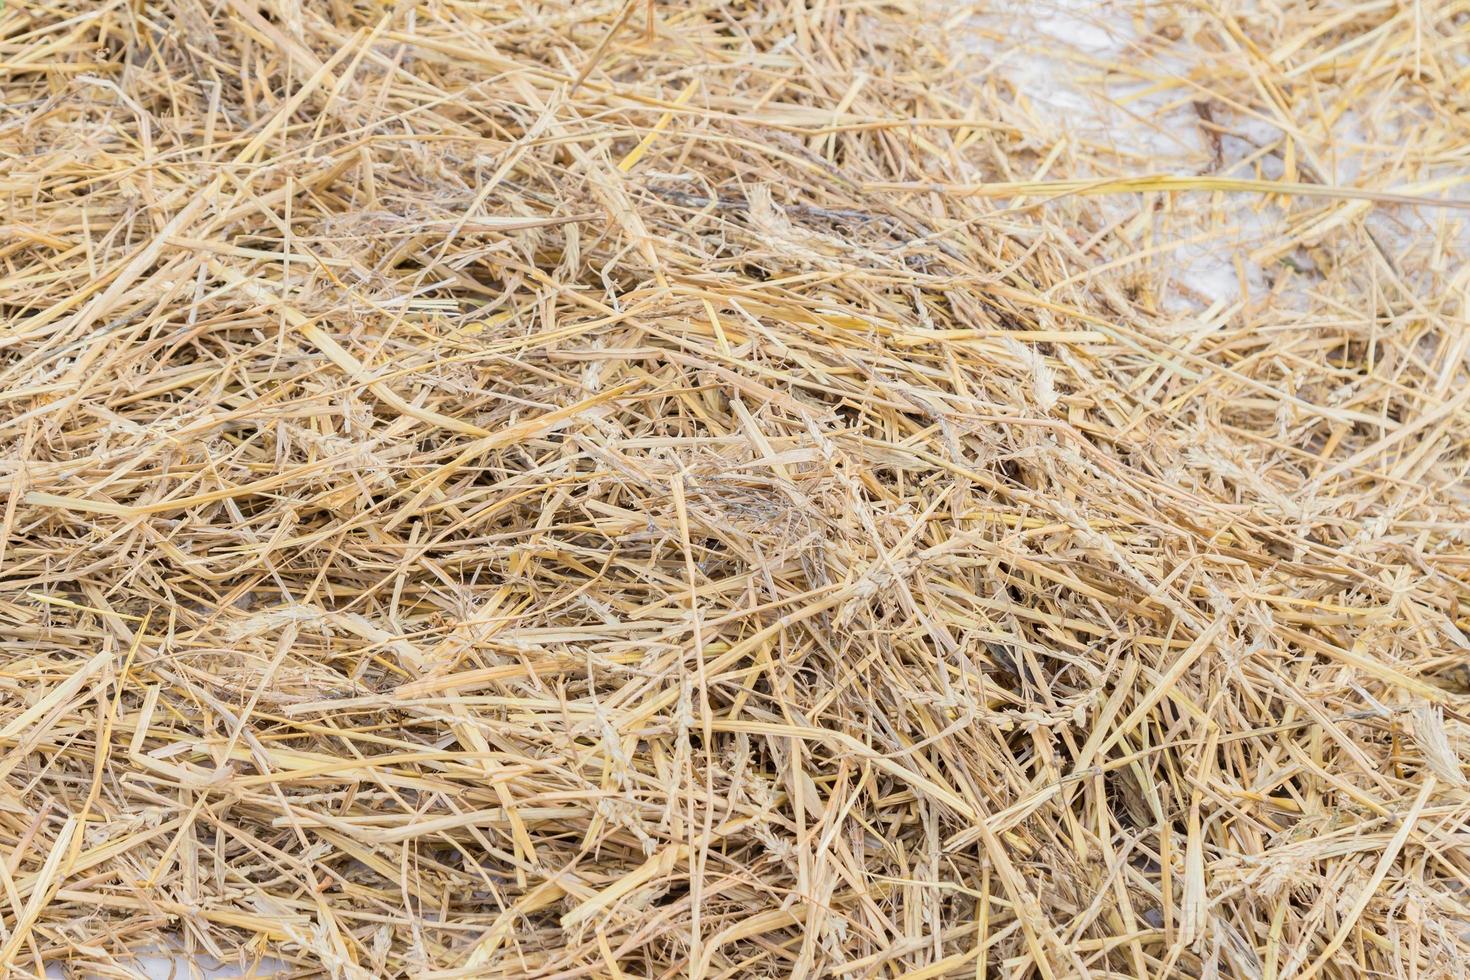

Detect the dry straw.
xmin=2 ymin=0 xmax=1469 ymax=976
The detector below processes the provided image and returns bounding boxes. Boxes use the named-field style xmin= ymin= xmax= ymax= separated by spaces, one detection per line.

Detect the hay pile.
xmin=3 ymin=0 xmax=1469 ymax=976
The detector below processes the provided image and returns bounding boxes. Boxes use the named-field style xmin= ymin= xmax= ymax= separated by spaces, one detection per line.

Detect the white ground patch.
xmin=46 ymin=954 xmax=287 ymax=979
xmin=957 ymin=0 xmax=1468 ymax=313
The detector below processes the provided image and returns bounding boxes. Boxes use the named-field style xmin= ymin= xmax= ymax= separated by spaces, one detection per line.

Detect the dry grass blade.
xmin=2 ymin=0 xmax=1469 ymax=977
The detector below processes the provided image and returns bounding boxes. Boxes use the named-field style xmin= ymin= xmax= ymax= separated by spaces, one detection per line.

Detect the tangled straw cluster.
xmin=2 ymin=0 xmax=1470 ymax=976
